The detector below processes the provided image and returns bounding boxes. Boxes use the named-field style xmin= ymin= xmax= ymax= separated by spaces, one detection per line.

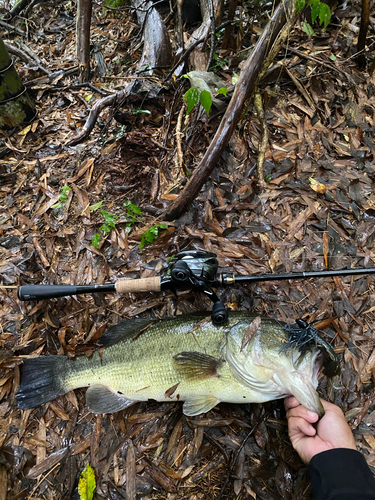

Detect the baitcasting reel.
xmin=167 ymin=251 xmax=228 ymax=324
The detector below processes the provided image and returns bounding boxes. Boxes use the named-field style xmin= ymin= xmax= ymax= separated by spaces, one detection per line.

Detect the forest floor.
xmin=1 ymin=0 xmax=375 ymax=498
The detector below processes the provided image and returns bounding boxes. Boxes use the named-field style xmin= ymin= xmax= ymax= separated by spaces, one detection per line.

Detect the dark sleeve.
xmin=308 ymin=448 xmax=375 ymax=500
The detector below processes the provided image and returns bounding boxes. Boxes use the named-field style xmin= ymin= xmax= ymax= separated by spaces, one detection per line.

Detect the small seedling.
xmin=297 ymin=0 xmax=331 ymax=35
xmin=52 ymin=185 xmax=71 ymax=210
xmin=123 ymin=200 xmax=142 ymax=232
xmin=139 ymin=224 xmax=168 ymax=249
xmin=209 ymin=53 xmax=228 ymax=73
xmin=92 ymin=210 xmax=118 ymax=248
xmin=182 ymin=73 xmax=228 ymax=116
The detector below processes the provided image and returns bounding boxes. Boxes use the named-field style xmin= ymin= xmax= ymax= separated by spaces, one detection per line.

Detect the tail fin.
xmin=16 ymin=356 xmax=68 ymax=410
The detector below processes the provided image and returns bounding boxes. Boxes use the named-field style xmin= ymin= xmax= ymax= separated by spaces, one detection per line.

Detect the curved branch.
xmin=66 ymin=88 xmax=129 ymax=147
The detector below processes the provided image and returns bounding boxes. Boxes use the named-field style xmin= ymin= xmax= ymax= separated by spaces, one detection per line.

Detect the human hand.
xmin=284 ymin=396 xmax=356 ymax=464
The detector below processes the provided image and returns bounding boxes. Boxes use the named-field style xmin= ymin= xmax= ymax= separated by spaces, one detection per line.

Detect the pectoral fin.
xmin=173 ymin=351 xmax=223 ymax=380
xmin=86 ymin=385 xmax=137 ymax=414
xmin=182 ymin=395 xmax=220 ymax=416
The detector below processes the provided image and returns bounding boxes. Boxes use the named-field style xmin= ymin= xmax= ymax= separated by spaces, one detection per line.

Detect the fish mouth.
xmin=294 ymin=351 xmax=325 ymax=417
xmin=274 ymin=350 xmax=325 ymax=418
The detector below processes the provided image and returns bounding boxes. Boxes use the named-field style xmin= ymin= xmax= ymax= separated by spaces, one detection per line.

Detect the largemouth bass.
xmin=16 ymin=312 xmax=326 ymax=417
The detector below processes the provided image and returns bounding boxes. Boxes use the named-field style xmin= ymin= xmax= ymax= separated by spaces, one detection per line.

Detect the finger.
xmin=284 ymin=396 xmax=301 ymax=411
xmin=288 ymin=416 xmax=317 ymax=437
xmin=287 ymin=405 xmax=319 ymax=423
xmin=320 ymin=398 xmax=344 ymax=416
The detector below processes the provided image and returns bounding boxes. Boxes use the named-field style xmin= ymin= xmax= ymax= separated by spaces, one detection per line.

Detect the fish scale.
xmin=16 ymin=312 xmax=325 ymax=417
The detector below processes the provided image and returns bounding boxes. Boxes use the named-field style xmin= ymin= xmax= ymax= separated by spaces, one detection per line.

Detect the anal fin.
xmin=182 ymin=395 xmax=220 ymax=416
xmin=86 ymin=385 xmax=137 ymax=414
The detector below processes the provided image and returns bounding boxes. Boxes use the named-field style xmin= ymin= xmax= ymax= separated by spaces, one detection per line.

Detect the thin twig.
xmin=0 ymin=20 xmax=24 ymax=35
xmin=175 ymin=103 xmax=186 ymax=176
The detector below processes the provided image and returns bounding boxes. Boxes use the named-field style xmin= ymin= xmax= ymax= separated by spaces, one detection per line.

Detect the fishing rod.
xmin=17 ymin=250 xmax=375 ymax=324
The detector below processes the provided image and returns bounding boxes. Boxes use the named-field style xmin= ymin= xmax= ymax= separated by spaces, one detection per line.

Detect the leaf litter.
xmin=0 ymin=0 xmax=375 ymax=499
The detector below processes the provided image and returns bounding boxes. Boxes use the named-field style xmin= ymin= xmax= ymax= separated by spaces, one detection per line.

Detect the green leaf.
xmin=91 ymin=233 xmax=101 ymax=248
xmin=100 ymin=210 xmax=117 ymax=229
xmin=90 ymin=201 xmax=104 ymax=212
xmin=264 ymin=174 xmax=272 ymax=183
xmin=302 ymin=21 xmax=316 ymax=36
xmin=217 ymin=87 xmax=228 ymax=96
xmin=78 ymin=464 xmax=96 ymax=500
xmin=124 ymin=202 xmax=142 ymax=215
xmin=199 ymin=90 xmax=212 ymax=115
xmin=319 ymin=2 xmax=331 ymax=29
xmin=51 ymin=201 xmax=63 ymax=209
xmin=139 ymin=224 xmax=168 ymax=249
xmin=330 ymin=53 xmax=336 ymax=61
xmin=311 ymin=1 xmax=320 ymax=23
xmin=99 ymin=223 xmax=112 ymax=233
xmin=295 ymin=0 xmax=305 ymax=13
xmin=183 ymin=87 xmax=199 ymax=115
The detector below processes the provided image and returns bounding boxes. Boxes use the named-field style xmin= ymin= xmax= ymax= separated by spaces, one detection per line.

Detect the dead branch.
xmin=356 ymin=0 xmax=370 ymax=67
xmin=164 ymin=0 xmax=296 ymax=221
xmin=3 ymin=40 xmax=51 ymax=76
xmin=76 ymin=0 xmax=92 ymax=83
xmin=0 ymin=20 xmax=24 ymax=36
xmin=66 ymin=87 xmax=131 ymax=147
xmin=221 ymin=0 xmax=237 ymax=50
xmin=253 ymin=90 xmax=268 ymax=185
xmin=9 ymin=0 xmax=31 ymax=18
xmin=67 ymin=0 xmax=172 ymax=146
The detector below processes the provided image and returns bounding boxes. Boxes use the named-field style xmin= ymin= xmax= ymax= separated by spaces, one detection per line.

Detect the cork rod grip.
xmin=115 ymin=277 xmax=161 ymax=293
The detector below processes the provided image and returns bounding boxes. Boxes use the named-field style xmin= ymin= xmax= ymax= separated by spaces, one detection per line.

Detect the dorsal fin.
xmin=98 ymin=317 xmax=157 ymax=347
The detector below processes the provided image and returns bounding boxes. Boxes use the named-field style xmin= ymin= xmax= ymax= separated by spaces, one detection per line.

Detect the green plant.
xmin=139 ymin=224 xmax=168 ymax=249
xmin=183 ymin=86 xmax=227 ymax=116
xmin=92 ymin=210 xmax=118 ymax=248
xmin=209 ymin=53 xmax=228 ymax=73
xmin=297 ymin=0 xmax=331 ymax=34
xmin=123 ymin=200 xmax=142 ymax=232
xmin=91 ymin=202 xmax=143 ymax=248
xmin=52 ymin=185 xmax=71 ymax=210
xmin=115 ymin=125 xmax=126 ymax=139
